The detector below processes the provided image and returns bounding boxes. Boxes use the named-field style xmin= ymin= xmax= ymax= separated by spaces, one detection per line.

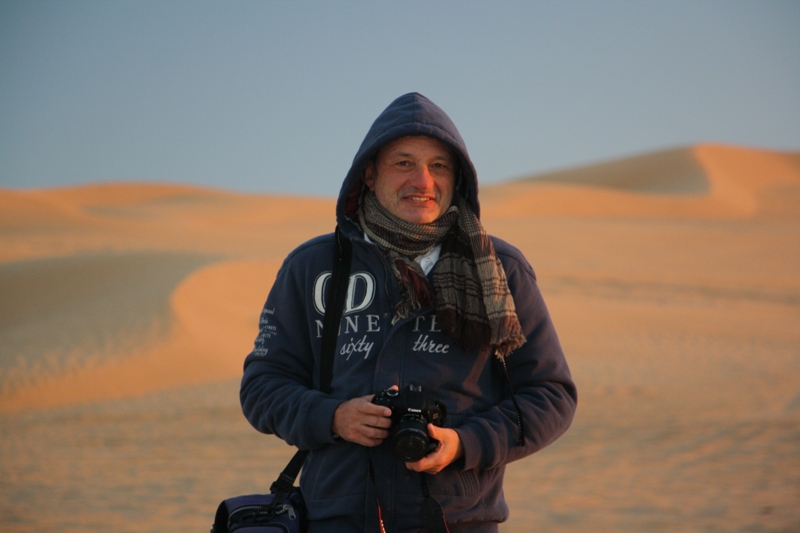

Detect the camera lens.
xmin=394 ymin=415 xmax=430 ymax=462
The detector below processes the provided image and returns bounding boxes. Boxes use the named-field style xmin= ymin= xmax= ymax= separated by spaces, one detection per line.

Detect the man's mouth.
xmin=407 ymin=196 xmax=434 ymax=203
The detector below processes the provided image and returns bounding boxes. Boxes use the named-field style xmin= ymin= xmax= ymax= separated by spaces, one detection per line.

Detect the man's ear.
xmin=364 ymin=160 xmax=376 ymax=191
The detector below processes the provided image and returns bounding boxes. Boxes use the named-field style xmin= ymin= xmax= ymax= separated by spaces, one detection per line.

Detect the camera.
xmin=371 ymin=384 xmax=447 ymax=462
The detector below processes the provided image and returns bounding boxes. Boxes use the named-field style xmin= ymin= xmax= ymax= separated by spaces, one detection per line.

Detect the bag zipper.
xmin=229 ymin=502 xmax=296 ymax=526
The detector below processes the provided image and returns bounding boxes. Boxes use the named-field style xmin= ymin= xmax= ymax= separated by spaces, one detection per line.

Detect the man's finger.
xmin=357 ymin=397 xmax=392 ymax=418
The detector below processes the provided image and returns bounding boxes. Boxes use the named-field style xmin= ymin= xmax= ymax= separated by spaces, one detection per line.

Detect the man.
xmin=241 ymin=93 xmax=577 ymax=532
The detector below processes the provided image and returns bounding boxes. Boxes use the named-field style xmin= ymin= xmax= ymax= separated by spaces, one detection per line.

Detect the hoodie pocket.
xmin=428 ymin=466 xmax=481 ymax=497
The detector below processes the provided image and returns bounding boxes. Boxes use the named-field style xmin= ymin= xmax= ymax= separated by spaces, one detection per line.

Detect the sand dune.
xmin=515 ymin=146 xmax=712 ymax=194
xmin=0 ymin=182 xmax=335 ymax=263
xmin=481 ymin=144 xmax=800 ymax=219
xmin=1 ymin=144 xmax=799 ymax=532
xmin=0 ymin=182 xmax=335 ymax=410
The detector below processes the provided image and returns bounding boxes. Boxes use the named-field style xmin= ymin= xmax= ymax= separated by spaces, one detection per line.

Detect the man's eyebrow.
xmin=386 ymin=151 xmax=452 ymax=161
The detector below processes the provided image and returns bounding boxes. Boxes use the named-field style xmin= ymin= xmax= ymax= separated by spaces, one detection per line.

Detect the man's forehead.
xmin=378 ymin=136 xmax=454 ymax=160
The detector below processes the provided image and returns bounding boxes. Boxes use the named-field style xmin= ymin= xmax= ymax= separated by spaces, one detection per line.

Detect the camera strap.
xmin=319 ymin=225 xmax=352 ymax=396
xmin=368 ymin=461 xmax=450 ymax=533
xmin=368 ymin=460 xmax=388 ymax=533
xmin=270 ymin=226 xmax=352 ymax=496
xmin=420 ymin=474 xmax=450 ymax=533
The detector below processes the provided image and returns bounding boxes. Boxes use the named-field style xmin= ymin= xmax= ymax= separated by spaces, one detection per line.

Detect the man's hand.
xmin=405 ymin=424 xmax=464 ymax=475
xmin=331 ymin=395 xmax=393 ymax=447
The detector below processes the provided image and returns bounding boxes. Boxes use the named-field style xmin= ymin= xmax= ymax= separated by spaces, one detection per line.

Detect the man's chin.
xmin=397 ymin=205 xmax=443 ymax=225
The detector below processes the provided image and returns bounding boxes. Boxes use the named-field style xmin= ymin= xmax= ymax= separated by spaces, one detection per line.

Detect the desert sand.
xmin=1 ymin=144 xmax=798 ymax=532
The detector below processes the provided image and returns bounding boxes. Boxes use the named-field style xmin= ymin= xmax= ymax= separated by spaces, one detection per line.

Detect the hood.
xmin=336 ymin=92 xmax=480 ymax=234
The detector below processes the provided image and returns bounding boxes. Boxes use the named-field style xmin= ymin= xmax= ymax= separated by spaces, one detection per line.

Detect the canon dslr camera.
xmin=371 ymin=384 xmax=447 ymax=462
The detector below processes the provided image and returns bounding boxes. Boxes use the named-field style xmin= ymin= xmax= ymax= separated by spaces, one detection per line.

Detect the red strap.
xmin=376 ymin=496 xmax=387 ymax=533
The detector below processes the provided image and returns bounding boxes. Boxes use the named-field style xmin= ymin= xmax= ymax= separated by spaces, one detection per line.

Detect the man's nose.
xmin=409 ymin=165 xmax=435 ymax=189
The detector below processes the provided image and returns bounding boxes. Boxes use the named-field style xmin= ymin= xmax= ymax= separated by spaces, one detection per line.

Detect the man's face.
xmin=364 ymin=136 xmax=456 ymax=225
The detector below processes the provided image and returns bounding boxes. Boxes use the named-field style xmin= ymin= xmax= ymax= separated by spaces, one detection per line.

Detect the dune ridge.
xmin=518 ymin=146 xmax=710 ymax=194
xmin=0 ymin=183 xmax=335 ymax=410
xmin=481 ymin=144 xmax=800 ymax=219
xmin=0 ymin=252 xmax=212 ymax=394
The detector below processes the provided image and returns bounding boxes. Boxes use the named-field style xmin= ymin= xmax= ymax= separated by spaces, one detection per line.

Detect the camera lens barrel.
xmin=394 ymin=415 xmax=432 ymax=462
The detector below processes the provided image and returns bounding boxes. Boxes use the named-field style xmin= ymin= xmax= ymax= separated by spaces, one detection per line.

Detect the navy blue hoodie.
xmin=241 ymin=93 xmax=576 ymax=532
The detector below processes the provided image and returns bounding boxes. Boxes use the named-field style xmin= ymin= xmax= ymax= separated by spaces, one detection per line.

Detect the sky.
xmin=2 ymin=1 xmax=799 ymax=197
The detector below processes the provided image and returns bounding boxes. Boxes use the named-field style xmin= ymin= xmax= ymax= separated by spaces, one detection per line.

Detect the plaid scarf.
xmin=359 ymin=191 xmax=526 ymax=358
